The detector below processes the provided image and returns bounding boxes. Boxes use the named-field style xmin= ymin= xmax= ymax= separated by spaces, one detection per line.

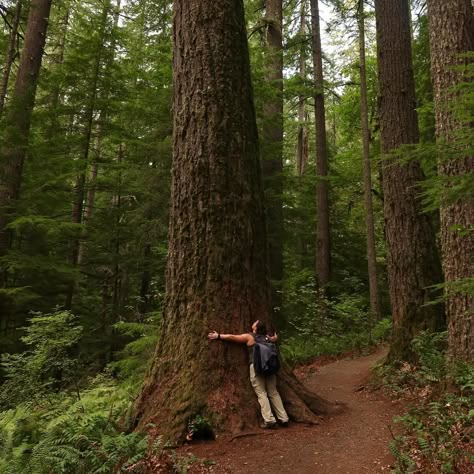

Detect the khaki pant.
xmin=249 ymin=364 xmax=289 ymax=424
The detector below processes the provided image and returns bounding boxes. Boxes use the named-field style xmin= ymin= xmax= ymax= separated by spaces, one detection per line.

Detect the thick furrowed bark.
xmin=426 ymin=0 xmax=474 ymax=361
xmin=132 ymin=0 xmax=340 ymax=443
xmin=374 ymin=0 xmax=444 ymax=362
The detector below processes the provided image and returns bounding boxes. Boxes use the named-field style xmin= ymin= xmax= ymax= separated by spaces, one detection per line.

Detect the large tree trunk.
xmin=426 ymin=0 xmax=474 ymax=361
xmin=132 ymin=0 xmax=339 ymax=443
xmin=358 ymin=0 xmax=381 ymax=322
xmin=0 ymin=0 xmax=53 ymax=271
xmin=296 ymin=0 xmax=309 ymax=177
xmin=0 ymin=0 xmax=22 ymax=117
xmin=262 ymin=0 xmax=284 ymax=318
xmin=374 ymin=0 xmax=444 ymax=361
xmin=310 ymin=0 xmax=331 ymax=291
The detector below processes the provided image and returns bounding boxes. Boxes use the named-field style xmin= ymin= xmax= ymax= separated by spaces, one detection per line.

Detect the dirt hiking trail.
xmin=183 ymin=347 xmax=403 ymax=473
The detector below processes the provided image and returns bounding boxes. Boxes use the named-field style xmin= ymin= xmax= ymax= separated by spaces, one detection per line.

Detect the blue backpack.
xmin=252 ymin=334 xmax=280 ymax=375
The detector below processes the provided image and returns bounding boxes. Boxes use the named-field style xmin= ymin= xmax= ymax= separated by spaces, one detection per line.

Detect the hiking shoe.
xmin=260 ymin=422 xmax=277 ymax=429
xmin=278 ymin=420 xmax=289 ymax=428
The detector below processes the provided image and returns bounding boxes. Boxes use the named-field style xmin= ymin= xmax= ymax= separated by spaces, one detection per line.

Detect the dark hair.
xmin=255 ymin=320 xmax=267 ymax=335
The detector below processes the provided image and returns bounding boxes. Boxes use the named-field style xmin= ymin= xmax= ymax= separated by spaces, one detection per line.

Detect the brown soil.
xmin=180 ymin=346 xmax=403 ymax=474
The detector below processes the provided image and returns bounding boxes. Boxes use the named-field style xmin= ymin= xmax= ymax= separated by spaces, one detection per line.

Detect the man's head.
xmin=252 ymin=320 xmax=267 ymax=335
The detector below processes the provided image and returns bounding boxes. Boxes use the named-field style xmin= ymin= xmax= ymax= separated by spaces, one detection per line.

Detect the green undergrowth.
xmin=281 ymin=317 xmax=390 ymax=367
xmin=373 ymin=332 xmax=474 ymax=474
xmin=280 ymin=282 xmax=392 ymax=367
xmin=0 ymin=310 xmax=203 ymax=473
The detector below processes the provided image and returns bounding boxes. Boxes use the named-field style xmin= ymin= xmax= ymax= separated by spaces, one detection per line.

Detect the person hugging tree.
xmin=208 ymin=320 xmax=289 ymax=429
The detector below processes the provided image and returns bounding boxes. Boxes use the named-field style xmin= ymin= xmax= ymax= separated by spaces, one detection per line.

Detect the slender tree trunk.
xmin=0 ymin=0 xmax=22 ymax=117
xmin=426 ymin=0 xmax=474 ymax=361
xmin=47 ymin=1 xmax=70 ymax=137
xmin=65 ymin=1 xmax=111 ymax=309
xmin=0 ymin=0 xmax=53 ymax=265
xmin=296 ymin=0 xmax=309 ymax=177
xmin=132 ymin=0 xmax=339 ymax=442
xmin=358 ymin=0 xmax=381 ymax=323
xmin=139 ymin=243 xmax=152 ymax=316
xmin=310 ymin=0 xmax=331 ymax=291
xmin=374 ymin=0 xmax=444 ymax=361
xmin=77 ymin=0 xmax=121 ymax=268
xmin=111 ymin=144 xmax=123 ymax=320
xmin=76 ymin=159 xmax=98 ymax=266
xmin=262 ymin=0 xmax=284 ymax=317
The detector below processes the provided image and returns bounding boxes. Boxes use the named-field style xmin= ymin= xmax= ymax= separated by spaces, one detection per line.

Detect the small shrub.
xmin=0 ymin=311 xmax=83 ymax=409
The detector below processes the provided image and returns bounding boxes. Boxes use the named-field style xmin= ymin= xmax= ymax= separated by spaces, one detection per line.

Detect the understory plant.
xmin=280 ymin=275 xmax=391 ymax=367
xmin=0 ymin=310 xmax=169 ymax=473
xmin=375 ymin=331 xmax=474 ymax=473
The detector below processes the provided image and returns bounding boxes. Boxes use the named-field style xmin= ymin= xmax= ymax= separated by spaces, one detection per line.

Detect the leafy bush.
xmin=0 ymin=311 xmax=83 ymax=409
xmin=110 ymin=312 xmax=161 ymax=392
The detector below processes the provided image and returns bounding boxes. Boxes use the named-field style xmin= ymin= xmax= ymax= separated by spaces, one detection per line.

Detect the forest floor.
xmin=180 ymin=346 xmax=403 ymax=474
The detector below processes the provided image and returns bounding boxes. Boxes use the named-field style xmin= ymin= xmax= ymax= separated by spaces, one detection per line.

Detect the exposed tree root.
xmin=278 ymin=365 xmax=345 ymax=423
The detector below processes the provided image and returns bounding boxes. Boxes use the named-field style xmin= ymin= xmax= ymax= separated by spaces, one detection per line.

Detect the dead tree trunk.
xmin=358 ymin=0 xmax=381 ymax=322
xmin=310 ymin=0 xmax=331 ymax=292
xmin=132 ymin=0 xmax=340 ymax=443
xmin=374 ymin=0 xmax=444 ymax=361
xmin=426 ymin=0 xmax=474 ymax=361
xmin=0 ymin=0 xmax=22 ymax=117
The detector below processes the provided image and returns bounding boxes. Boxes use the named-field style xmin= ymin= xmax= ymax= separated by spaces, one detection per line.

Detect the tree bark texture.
xmin=0 ymin=0 xmax=23 ymax=117
xmin=358 ymin=0 xmax=381 ymax=322
xmin=426 ymin=0 xmax=474 ymax=360
xmin=262 ymin=0 xmax=284 ymax=317
xmin=296 ymin=0 xmax=309 ymax=177
xmin=0 ymin=0 xmax=53 ymax=264
xmin=132 ymin=0 xmax=339 ymax=442
xmin=310 ymin=0 xmax=331 ymax=290
xmin=374 ymin=0 xmax=444 ymax=361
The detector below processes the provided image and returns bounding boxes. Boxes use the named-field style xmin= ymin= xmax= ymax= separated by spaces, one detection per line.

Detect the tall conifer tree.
xmin=262 ymin=0 xmax=284 ymax=317
xmin=426 ymin=0 xmax=474 ymax=360
xmin=374 ymin=0 xmax=444 ymax=361
xmin=358 ymin=0 xmax=381 ymax=321
xmin=132 ymin=0 xmax=337 ymax=440
xmin=310 ymin=0 xmax=331 ymax=293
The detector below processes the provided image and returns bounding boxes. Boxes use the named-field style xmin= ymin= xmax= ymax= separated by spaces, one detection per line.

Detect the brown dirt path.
xmin=183 ymin=347 xmax=403 ymax=473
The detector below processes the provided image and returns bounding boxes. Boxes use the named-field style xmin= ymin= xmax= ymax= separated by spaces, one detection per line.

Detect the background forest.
xmin=0 ymin=0 xmax=472 ymax=472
